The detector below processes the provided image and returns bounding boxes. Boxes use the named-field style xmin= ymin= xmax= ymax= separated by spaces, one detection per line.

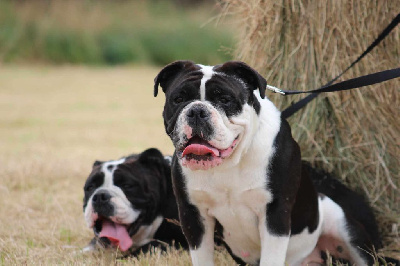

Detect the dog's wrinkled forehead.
xmin=154 ymin=60 xmax=267 ymax=99
xmin=154 ymin=61 xmax=202 ymax=97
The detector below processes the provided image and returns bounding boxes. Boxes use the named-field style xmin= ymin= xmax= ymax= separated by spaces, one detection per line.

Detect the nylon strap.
xmin=281 ymin=12 xmax=400 ymax=119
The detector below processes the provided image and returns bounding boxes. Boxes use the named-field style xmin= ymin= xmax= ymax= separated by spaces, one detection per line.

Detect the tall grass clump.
xmin=219 ymin=0 xmax=399 ymax=259
xmin=0 ymin=0 xmax=233 ymax=65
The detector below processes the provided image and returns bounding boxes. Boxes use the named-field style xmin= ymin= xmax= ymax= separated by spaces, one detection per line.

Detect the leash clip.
xmin=267 ymin=85 xmax=286 ymax=95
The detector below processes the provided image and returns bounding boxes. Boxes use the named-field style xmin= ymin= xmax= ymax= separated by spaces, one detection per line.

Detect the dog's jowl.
xmin=154 ymin=61 xmax=388 ymax=265
xmin=83 ymin=148 xmax=187 ymax=254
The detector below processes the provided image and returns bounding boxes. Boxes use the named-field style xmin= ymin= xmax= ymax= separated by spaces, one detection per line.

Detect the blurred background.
xmin=0 ymin=0 xmax=233 ymax=66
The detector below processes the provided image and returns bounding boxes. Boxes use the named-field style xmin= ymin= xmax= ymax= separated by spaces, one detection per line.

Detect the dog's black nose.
xmin=187 ymin=105 xmax=210 ymax=122
xmin=92 ymin=191 xmax=114 ymax=217
xmin=92 ymin=192 xmax=111 ymax=203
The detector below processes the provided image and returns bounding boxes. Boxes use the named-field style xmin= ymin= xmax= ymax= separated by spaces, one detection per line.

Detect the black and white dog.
xmin=153 ymin=61 xmax=397 ymax=265
xmin=83 ymin=148 xmax=187 ymax=254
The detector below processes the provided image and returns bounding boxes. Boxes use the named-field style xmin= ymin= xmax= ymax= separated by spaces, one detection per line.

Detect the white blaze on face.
xmin=174 ymin=65 xmax=265 ymax=170
xmin=197 ymin=64 xmax=214 ymax=101
xmin=84 ymin=158 xmax=140 ymax=228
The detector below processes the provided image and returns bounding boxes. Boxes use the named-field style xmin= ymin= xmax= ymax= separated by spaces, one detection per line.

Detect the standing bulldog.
xmin=153 ymin=61 xmax=390 ymax=265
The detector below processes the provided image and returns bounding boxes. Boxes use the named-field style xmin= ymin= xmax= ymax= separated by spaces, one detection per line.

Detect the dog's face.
xmin=83 ymin=149 xmax=169 ymax=251
xmin=154 ymin=61 xmax=267 ymax=170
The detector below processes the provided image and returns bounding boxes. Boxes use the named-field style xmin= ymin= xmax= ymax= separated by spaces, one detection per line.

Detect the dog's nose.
xmin=92 ymin=192 xmax=111 ymax=203
xmin=186 ymin=105 xmax=210 ymax=122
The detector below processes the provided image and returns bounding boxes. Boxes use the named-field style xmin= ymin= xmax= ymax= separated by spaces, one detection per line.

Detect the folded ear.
xmin=138 ymin=148 xmax=164 ymax=162
xmin=138 ymin=148 xmax=171 ymax=196
xmin=138 ymin=148 xmax=168 ymax=170
xmin=216 ymin=61 xmax=267 ymax=98
xmin=92 ymin=160 xmax=104 ymax=167
xmin=153 ymin=60 xmax=195 ymax=97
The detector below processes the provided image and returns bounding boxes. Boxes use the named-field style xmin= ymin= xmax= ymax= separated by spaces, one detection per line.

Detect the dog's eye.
xmin=123 ymin=184 xmax=136 ymax=189
xmin=219 ymin=96 xmax=230 ymax=104
xmin=174 ymin=97 xmax=184 ymax=104
xmin=85 ymin=185 xmax=95 ymax=192
xmin=214 ymin=88 xmax=221 ymax=95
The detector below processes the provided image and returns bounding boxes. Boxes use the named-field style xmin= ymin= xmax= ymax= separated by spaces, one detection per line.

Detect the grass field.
xmin=0 ymin=0 xmax=233 ymax=66
xmin=0 ymin=66 xmax=398 ymax=265
xmin=0 ymin=65 xmax=241 ymax=265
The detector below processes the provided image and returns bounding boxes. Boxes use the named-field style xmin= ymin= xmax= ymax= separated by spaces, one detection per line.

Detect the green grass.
xmin=0 ymin=0 xmax=233 ymax=65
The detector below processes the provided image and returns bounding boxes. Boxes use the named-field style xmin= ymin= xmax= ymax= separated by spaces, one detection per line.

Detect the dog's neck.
xmin=224 ymin=93 xmax=282 ymax=170
xmin=245 ymin=93 xmax=281 ymax=164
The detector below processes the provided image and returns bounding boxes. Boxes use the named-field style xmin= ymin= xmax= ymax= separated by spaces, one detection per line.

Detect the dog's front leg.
xmin=175 ymin=198 xmax=215 ymax=266
xmin=258 ymin=208 xmax=291 ymax=265
xmin=172 ymin=162 xmax=215 ymax=266
xmin=189 ymin=212 xmax=215 ymax=266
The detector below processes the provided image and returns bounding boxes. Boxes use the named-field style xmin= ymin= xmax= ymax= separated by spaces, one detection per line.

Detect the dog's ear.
xmin=153 ymin=60 xmax=195 ymax=97
xmin=216 ymin=61 xmax=267 ymax=98
xmin=138 ymin=148 xmax=171 ymax=196
xmin=138 ymin=148 xmax=164 ymax=164
xmin=92 ymin=160 xmax=103 ymax=167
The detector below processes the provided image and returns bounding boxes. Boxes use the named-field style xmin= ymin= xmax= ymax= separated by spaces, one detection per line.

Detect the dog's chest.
xmin=185 ymin=165 xmax=272 ymax=263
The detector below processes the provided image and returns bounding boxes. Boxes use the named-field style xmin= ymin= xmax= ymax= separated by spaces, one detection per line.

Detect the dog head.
xmin=154 ymin=61 xmax=267 ymax=170
xmin=83 ymin=148 xmax=171 ymax=252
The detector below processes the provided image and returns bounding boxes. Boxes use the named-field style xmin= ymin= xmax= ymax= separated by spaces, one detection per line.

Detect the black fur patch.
xmin=266 ymin=119 xmax=319 ymax=236
xmin=83 ymin=148 xmax=188 ymax=254
xmin=171 ymin=154 xmax=205 ymax=249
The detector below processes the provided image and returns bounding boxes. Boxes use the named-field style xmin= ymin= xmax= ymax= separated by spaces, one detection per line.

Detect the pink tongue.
xmin=182 ymin=143 xmax=220 ymax=157
xmin=99 ymin=220 xmax=133 ymax=252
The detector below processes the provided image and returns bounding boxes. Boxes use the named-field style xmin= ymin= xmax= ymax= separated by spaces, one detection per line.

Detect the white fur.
xmin=181 ymin=93 xmax=284 ymax=265
xmin=260 ymin=229 xmax=290 ymax=266
xmin=131 ymin=216 xmax=164 ymax=250
xmin=319 ymin=196 xmax=367 ymax=265
xmin=174 ymin=68 xmax=369 ymax=265
xmin=84 ymin=158 xmax=141 ymax=228
xmin=198 ymin=64 xmax=214 ymax=101
xmin=286 ymin=198 xmax=324 ymax=265
xmin=190 ymin=216 xmax=215 ymax=266
xmin=164 ymin=156 xmax=172 ymax=165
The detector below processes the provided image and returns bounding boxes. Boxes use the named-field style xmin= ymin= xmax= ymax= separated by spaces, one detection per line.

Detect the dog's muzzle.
xmin=89 ymin=190 xmax=136 ymax=252
xmin=185 ymin=104 xmax=213 ymax=140
xmin=92 ymin=191 xmax=114 ymax=217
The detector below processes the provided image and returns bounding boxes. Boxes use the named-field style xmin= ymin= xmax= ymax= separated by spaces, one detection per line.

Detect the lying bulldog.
xmin=154 ymin=60 xmax=399 ymax=265
xmin=82 ymin=148 xmax=187 ymax=254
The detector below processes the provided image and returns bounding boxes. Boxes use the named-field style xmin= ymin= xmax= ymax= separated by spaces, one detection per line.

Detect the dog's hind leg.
xmin=314 ymin=196 xmax=374 ymax=265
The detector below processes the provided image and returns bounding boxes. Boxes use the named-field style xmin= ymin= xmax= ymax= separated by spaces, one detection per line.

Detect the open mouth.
xmin=93 ymin=216 xmax=133 ymax=252
xmin=180 ymin=135 xmax=239 ymax=170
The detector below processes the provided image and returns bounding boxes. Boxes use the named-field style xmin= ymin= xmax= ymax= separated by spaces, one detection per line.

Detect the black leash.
xmin=278 ymin=12 xmax=400 ymax=119
xmin=269 ymin=67 xmax=400 ymax=95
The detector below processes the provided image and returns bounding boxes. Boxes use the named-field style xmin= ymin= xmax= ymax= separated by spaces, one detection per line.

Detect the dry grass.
xmin=0 ymin=65 xmax=241 ymax=264
xmin=219 ymin=0 xmax=399 ymax=259
xmin=0 ymin=66 xmax=397 ymax=264
xmin=0 ymin=65 xmax=189 ymax=264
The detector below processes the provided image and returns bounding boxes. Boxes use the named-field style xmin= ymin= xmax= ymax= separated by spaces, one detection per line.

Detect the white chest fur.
xmin=181 ymin=93 xmax=282 ymax=263
xmin=185 ymin=162 xmax=273 ymax=262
